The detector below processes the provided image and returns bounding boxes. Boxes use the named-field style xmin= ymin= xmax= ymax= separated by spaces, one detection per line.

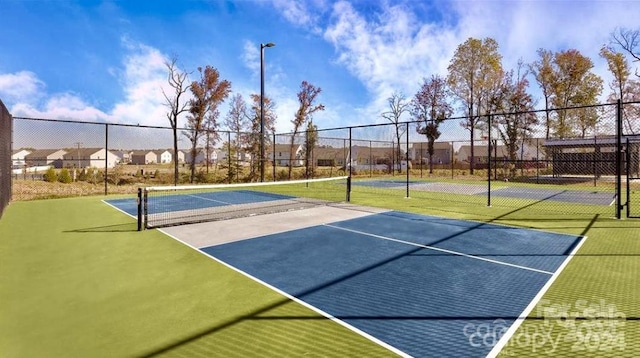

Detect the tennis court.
xmin=353 ymin=179 xmax=614 ymax=205
xmin=107 ymin=190 xmax=585 ymax=357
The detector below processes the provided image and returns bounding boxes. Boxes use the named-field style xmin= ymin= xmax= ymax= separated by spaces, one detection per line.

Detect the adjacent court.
xmin=106 ymin=193 xmax=585 ymax=357
xmin=353 ymin=179 xmax=615 ymax=206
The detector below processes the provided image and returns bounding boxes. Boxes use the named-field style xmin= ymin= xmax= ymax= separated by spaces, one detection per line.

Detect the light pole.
xmin=260 ymin=42 xmax=275 ymax=182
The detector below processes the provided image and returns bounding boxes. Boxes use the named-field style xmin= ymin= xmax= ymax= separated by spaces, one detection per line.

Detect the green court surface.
xmin=1 ymin=189 xmax=639 ymax=357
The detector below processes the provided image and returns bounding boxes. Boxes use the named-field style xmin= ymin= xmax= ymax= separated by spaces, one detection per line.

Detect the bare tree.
xmin=412 ymin=75 xmax=452 ymax=174
xmin=381 ymin=92 xmax=410 ymax=173
xmin=289 ymin=81 xmax=324 ymax=180
xmin=248 ymin=94 xmax=276 ymax=181
xmin=224 ymin=94 xmax=250 ymax=182
xmin=184 ymin=66 xmax=231 ymax=183
xmin=162 ymin=57 xmax=189 ymax=185
xmin=612 ymin=28 xmax=640 ymax=77
xmin=489 ymin=62 xmax=538 ymax=178
xmin=602 ymin=43 xmax=640 ymax=134
xmin=529 ymin=49 xmax=555 ymax=139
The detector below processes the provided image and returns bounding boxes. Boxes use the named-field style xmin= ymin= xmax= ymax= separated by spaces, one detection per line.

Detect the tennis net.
xmin=138 ymin=176 xmax=350 ymax=229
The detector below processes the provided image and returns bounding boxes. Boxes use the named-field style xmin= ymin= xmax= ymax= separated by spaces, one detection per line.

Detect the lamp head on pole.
xmin=262 ymin=42 xmax=276 ymax=49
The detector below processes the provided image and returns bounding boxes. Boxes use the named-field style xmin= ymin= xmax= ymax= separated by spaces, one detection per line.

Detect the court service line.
xmin=324 ymin=224 xmax=554 ymax=275
xmin=186 ymin=193 xmax=231 ymax=205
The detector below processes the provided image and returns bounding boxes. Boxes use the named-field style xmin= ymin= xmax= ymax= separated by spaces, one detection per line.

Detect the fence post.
xmin=272 ymin=133 xmax=276 ymax=181
xmin=104 ymin=123 xmax=108 ymax=195
xmin=616 ymin=99 xmax=622 ymax=219
xmin=487 ymin=115 xmax=492 ymax=207
xmin=348 ymin=128 xmax=352 ymax=179
xmin=405 ymin=123 xmax=409 ymax=198
xmin=137 ymin=187 xmax=143 ymax=231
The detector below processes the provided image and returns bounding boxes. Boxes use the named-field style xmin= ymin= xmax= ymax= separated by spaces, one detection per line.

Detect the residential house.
xmin=171 ymin=149 xmax=185 ymax=163
xmin=111 ymin=150 xmax=132 ymax=164
xmin=62 ymin=148 xmax=119 ymax=169
xmin=25 ymin=149 xmax=67 ymax=168
xmin=410 ymin=142 xmax=453 ymax=165
xmin=11 ymin=149 xmax=31 ymax=167
xmin=130 ymin=150 xmax=157 ymax=165
xmin=184 ymin=150 xmax=206 ymax=164
xmin=312 ymin=146 xmax=347 ymax=167
xmin=457 ymin=142 xmax=542 ymax=166
xmin=269 ymin=144 xmax=304 ymax=167
xmin=154 ymin=150 xmax=172 ymax=164
xmin=350 ymin=145 xmax=402 ymax=169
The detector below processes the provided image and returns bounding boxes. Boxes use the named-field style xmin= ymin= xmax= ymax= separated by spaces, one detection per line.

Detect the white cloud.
xmin=0 ymin=71 xmax=46 ymax=104
xmin=272 ymin=0 xmax=326 ymax=34
xmin=241 ymin=40 xmax=260 ymax=77
xmin=5 ymin=39 xmax=183 ymax=129
xmin=323 ymin=1 xmax=458 ymax=120
xmin=320 ymin=0 xmax=640 ymax=122
xmin=110 ymin=41 xmax=173 ymax=126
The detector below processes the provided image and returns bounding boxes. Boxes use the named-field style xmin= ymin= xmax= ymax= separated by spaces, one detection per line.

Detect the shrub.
xmin=43 ymin=167 xmax=57 ymax=182
xmin=58 ymin=168 xmax=72 ymax=183
xmin=78 ymin=168 xmax=88 ymax=181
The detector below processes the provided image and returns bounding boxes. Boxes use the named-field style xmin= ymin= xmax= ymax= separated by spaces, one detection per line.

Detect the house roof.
xmin=62 ymin=148 xmax=105 ymax=157
xmin=12 ymin=149 xmax=31 ymax=155
xmin=543 ymin=135 xmax=640 ymax=148
xmin=25 ymin=149 xmax=67 ymax=158
xmin=270 ymin=144 xmax=302 ymax=152
xmin=131 ymin=150 xmax=155 ymax=156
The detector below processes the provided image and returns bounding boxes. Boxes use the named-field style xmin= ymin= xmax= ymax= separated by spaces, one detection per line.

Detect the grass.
xmin=1 ymin=178 xmax=638 ymax=357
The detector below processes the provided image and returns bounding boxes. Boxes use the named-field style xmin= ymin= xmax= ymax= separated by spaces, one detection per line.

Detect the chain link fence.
xmin=7 ymin=101 xmax=640 ymax=219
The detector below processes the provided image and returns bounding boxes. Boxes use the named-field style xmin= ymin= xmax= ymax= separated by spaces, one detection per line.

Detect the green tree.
xmin=381 ymin=92 xmax=410 ymax=173
xmin=289 ymin=81 xmax=324 ymax=180
xmin=43 ymin=167 xmax=57 ymax=182
xmin=447 ymin=37 xmax=503 ymax=174
xmin=550 ymin=49 xmax=603 ymax=138
xmin=412 ymin=75 xmax=452 ymax=174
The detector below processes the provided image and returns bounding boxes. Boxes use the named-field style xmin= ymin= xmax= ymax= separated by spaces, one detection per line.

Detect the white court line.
xmin=101 ymin=199 xmax=137 ymax=219
xmin=324 ymin=224 xmax=555 ymax=275
xmin=486 ymin=235 xmax=588 ymax=358
xmin=186 ymin=193 xmax=231 ymax=205
xmin=156 ymin=228 xmax=412 ymax=358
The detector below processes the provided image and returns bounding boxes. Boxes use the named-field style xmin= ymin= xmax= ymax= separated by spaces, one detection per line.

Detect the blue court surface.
xmin=201 ymin=211 xmax=584 ymax=357
xmin=353 ymin=179 xmax=613 ymax=205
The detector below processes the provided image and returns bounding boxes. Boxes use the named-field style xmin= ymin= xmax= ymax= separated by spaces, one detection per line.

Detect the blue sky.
xmin=1 ymin=0 xmax=639 ymax=137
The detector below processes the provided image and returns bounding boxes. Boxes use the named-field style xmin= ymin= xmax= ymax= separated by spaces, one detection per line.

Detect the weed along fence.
xmin=7 ymin=100 xmax=640 ymax=218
